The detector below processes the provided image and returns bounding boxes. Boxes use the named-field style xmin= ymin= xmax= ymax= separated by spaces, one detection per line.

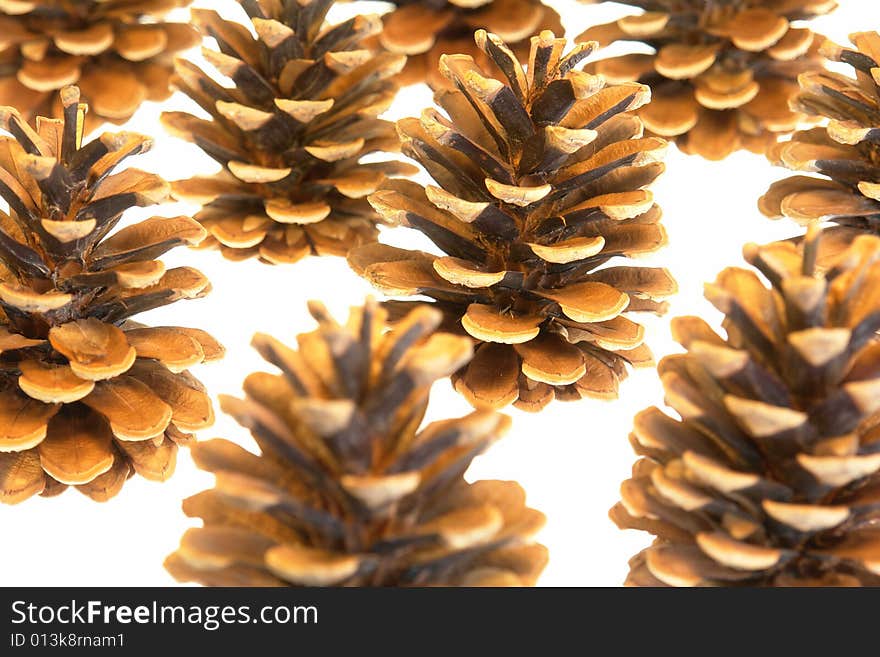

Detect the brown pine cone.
xmin=348 ymin=30 xmax=675 ymax=412
xmin=0 ymin=0 xmax=199 ymax=128
xmin=613 ymin=229 xmax=880 ymax=586
xmin=165 ymin=300 xmax=547 ymax=587
xmin=761 ymin=32 xmax=880 ymax=233
xmin=376 ymin=0 xmax=563 ymax=87
xmin=0 ymin=87 xmax=221 ymax=504
xmin=578 ymin=0 xmax=835 ymax=160
xmin=162 ymin=0 xmax=416 ymax=265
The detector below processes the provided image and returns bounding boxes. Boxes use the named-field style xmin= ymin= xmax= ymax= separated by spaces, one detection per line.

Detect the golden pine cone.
xmin=0 ymin=0 xmax=199 ymax=128
xmin=613 ymin=229 xmax=880 ymax=586
xmin=349 ymin=31 xmax=675 ymax=412
xmin=377 ymin=0 xmax=563 ymax=87
xmin=165 ymin=301 xmax=547 ymax=587
xmin=578 ymin=0 xmax=836 ymax=160
xmin=0 ymin=87 xmax=221 ymax=504
xmin=761 ymin=32 xmax=880 ymax=232
xmin=162 ymin=0 xmax=417 ymax=265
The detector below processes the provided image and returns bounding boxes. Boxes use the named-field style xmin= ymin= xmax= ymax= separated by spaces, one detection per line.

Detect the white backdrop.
xmin=1 ymin=0 xmax=878 ymax=587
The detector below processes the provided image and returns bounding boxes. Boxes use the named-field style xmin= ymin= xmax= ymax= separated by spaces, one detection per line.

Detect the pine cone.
xmin=348 ymin=31 xmax=675 ymax=412
xmin=377 ymin=0 xmax=563 ymax=87
xmin=613 ymin=229 xmax=880 ymax=586
xmin=0 ymin=0 xmax=199 ymax=128
xmin=162 ymin=0 xmax=416 ymax=265
xmin=165 ymin=300 xmax=547 ymax=587
xmin=577 ymin=1 xmax=835 ymax=160
xmin=760 ymin=32 xmax=880 ymax=232
xmin=0 ymin=87 xmax=221 ymax=504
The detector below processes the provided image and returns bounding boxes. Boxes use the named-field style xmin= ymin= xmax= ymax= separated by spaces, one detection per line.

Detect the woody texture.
xmin=613 ymin=230 xmax=880 ymax=586
xmin=0 ymin=0 xmax=199 ymax=128
xmin=0 ymin=87 xmax=220 ymax=504
xmin=163 ymin=0 xmax=416 ymax=265
xmin=349 ymin=31 xmax=675 ymax=412
xmin=375 ymin=0 xmax=562 ymax=87
xmin=165 ymin=301 xmax=547 ymax=586
xmin=578 ymin=0 xmax=836 ymax=160
xmin=761 ymin=32 xmax=880 ymax=232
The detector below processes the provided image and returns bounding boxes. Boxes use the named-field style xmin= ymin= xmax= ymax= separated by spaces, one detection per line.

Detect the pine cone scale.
xmin=382 ymin=5 xmax=453 ymax=57
xmin=38 ymin=406 xmax=115 ymax=485
xmin=0 ymin=448 xmax=44 ymax=503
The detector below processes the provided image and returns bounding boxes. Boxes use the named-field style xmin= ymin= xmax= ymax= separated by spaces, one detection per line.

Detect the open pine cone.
xmin=349 ymin=30 xmax=675 ymax=412
xmin=761 ymin=32 xmax=880 ymax=232
xmin=0 ymin=87 xmax=221 ymax=504
xmin=578 ymin=0 xmax=835 ymax=160
xmin=162 ymin=0 xmax=416 ymax=265
xmin=377 ymin=0 xmax=562 ymax=87
xmin=613 ymin=229 xmax=880 ymax=586
xmin=165 ymin=300 xmax=547 ymax=587
xmin=0 ymin=0 xmax=199 ymax=128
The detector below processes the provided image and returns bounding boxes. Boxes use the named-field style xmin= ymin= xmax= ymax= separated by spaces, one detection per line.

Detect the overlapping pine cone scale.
xmin=577 ymin=0 xmax=836 ymax=160
xmin=0 ymin=87 xmax=221 ymax=504
xmin=761 ymin=31 xmax=880 ymax=233
xmin=165 ymin=301 xmax=547 ymax=587
xmin=348 ymin=30 xmax=675 ymax=412
xmin=163 ymin=0 xmax=416 ymax=266
xmin=0 ymin=0 xmax=199 ymax=127
xmin=375 ymin=0 xmax=563 ymax=87
xmin=613 ymin=231 xmax=880 ymax=586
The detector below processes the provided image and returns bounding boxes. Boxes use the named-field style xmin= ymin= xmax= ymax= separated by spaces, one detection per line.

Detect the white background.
xmin=2 ymin=0 xmax=878 ymax=587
